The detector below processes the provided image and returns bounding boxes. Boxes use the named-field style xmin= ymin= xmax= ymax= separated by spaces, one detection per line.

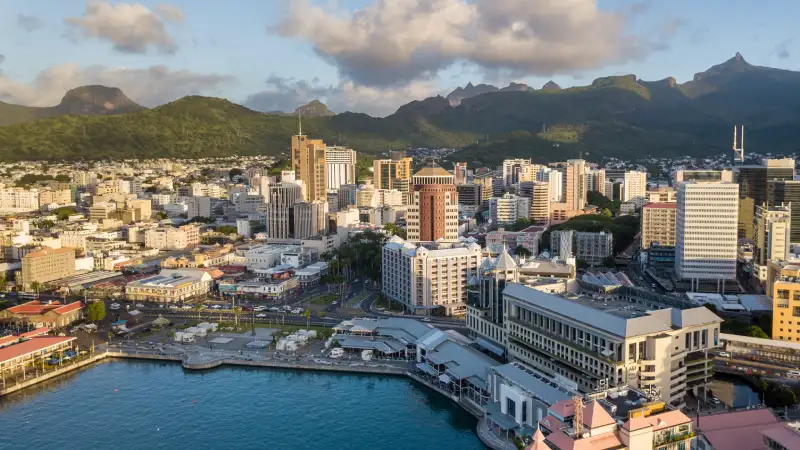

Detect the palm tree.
xmin=304 ymin=308 xmax=311 ymax=328
xmin=194 ymin=303 xmax=204 ymax=320
xmin=232 ymin=306 xmax=242 ymax=326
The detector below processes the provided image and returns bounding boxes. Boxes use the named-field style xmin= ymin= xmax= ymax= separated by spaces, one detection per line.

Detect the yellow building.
xmin=20 ymin=247 xmax=76 ymax=290
xmin=771 ymin=262 xmax=800 ymax=341
xmin=373 ymin=158 xmax=413 ymax=190
xmin=641 ymin=203 xmax=677 ymax=249
xmin=291 ymin=134 xmax=327 ymax=202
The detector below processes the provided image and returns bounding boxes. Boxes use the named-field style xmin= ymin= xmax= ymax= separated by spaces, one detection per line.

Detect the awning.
xmin=475 ymin=337 xmax=505 ymax=356
xmin=416 ymin=362 xmax=438 ymax=376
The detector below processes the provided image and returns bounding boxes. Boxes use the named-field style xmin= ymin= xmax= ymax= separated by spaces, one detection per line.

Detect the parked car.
xmin=256 ymin=314 xmax=266 ymax=318
xmin=135 ymin=303 xmax=145 ymax=308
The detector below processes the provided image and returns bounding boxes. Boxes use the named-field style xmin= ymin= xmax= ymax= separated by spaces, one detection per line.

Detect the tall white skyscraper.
xmin=675 ymin=178 xmax=739 ymax=291
xmin=622 ymin=170 xmax=648 ymax=205
xmin=325 ymin=147 xmax=357 ymax=190
xmin=536 ymin=168 xmax=562 ymax=202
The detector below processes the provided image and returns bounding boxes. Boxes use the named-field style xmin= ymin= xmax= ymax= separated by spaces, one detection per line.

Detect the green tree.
xmin=746 ymin=325 xmax=769 ymax=339
xmin=54 ymin=174 xmax=71 ymax=182
xmin=86 ymin=301 xmax=106 ymax=323
xmin=29 ymin=281 xmax=42 ymax=293
xmin=761 ymin=380 xmax=797 ymax=408
xmin=0 ymin=274 xmax=9 ymax=292
xmin=383 ymin=223 xmax=407 ymax=239
xmin=215 ymin=225 xmax=238 ymax=235
xmin=515 ymin=245 xmax=532 ymax=258
xmin=155 ymin=211 xmax=168 ymax=220
xmin=54 ymin=206 xmax=77 ymax=221
xmin=474 ymin=211 xmax=486 ymax=224
xmin=229 ymin=168 xmax=243 ymax=181
xmin=601 ymin=208 xmax=613 ymax=218
xmin=232 ymin=306 xmax=242 ymax=326
xmin=304 ymin=308 xmax=311 ymax=328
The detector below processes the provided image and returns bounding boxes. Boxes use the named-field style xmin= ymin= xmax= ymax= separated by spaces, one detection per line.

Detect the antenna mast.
xmin=732 ymin=125 xmax=744 ymax=165
xmin=298 ymin=110 xmax=303 ymax=136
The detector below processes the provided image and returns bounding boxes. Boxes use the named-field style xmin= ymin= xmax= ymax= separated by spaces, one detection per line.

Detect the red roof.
xmin=644 ymin=202 xmax=676 ymax=209
xmin=7 ymin=300 xmax=81 ymax=316
xmin=0 ymin=335 xmax=18 ymax=347
xmin=19 ymin=327 xmax=50 ymax=338
xmin=693 ymin=409 xmax=780 ymax=450
xmin=0 ymin=336 xmax=76 ymax=363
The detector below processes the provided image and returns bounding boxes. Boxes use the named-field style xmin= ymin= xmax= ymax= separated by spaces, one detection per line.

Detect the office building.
xmin=675 ymin=170 xmax=733 ymax=184
xmin=675 ymin=177 xmax=739 ymax=290
xmin=20 ymin=247 xmax=76 ymax=290
xmin=467 ymin=247 xmax=518 ymax=350
xmin=382 ymin=236 xmax=482 ymax=316
xmin=125 ymin=269 xmax=215 ymax=303
xmin=474 ymin=174 xmax=494 ymax=203
xmin=586 ymin=168 xmax=606 ymax=196
xmin=188 ymin=196 xmax=212 ymax=219
xmin=325 ymin=147 xmax=357 ymax=190
xmin=735 ymin=159 xmax=794 ymax=239
xmin=770 ymin=262 xmax=800 ymax=341
xmin=565 ymin=159 xmax=587 ymax=210
xmin=641 ymin=203 xmax=677 ymax=249
xmin=503 ymin=159 xmax=532 ymax=187
xmin=293 ymin=201 xmax=329 ymax=239
xmin=453 ymin=162 xmax=468 ymax=185
xmin=537 ymin=168 xmax=563 ymax=202
xmin=89 ymin=202 xmax=116 ymax=221
xmin=575 ymin=231 xmax=613 ymax=266
xmin=489 ymin=193 xmax=531 ymax=226
xmin=456 ymin=184 xmax=482 ymax=207
xmin=266 ymin=182 xmax=303 ymax=239
xmin=406 ymin=167 xmax=458 ymax=243
xmin=291 ymin=132 xmax=327 ymax=202
xmin=377 ymin=189 xmax=404 ymax=206
xmin=646 ymin=187 xmax=676 ymax=203
xmin=768 ymin=180 xmax=800 ymax=243
xmin=504 ymin=283 xmax=722 ymax=406
xmin=356 ymin=185 xmax=377 ymax=208
xmin=622 ymin=170 xmax=648 ymax=206
xmin=520 ymin=181 xmax=550 ymax=226
xmin=373 ymin=157 xmax=412 ymax=190
xmin=753 ymin=204 xmax=791 ymax=283
xmin=551 ymin=230 xmax=574 ymax=259
xmin=336 ymin=184 xmax=357 ymax=211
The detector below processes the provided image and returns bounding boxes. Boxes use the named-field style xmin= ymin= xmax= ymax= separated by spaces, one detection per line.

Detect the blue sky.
xmin=0 ymin=0 xmax=797 ymax=116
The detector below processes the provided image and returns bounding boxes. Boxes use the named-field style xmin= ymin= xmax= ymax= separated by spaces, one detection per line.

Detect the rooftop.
xmin=0 ymin=336 xmax=76 ymax=364
xmin=413 ymin=166 xmax=452 ymax=177
xmin=127 ymin=269 xmax=211 ymax=289
xmin=24 ymin=247 xmax=74 ymax=259
xmin=643 ymin=202 xmax=677 ymax=209
xmin=7 ymin=300 xmax=81 ymax=316
xmin=693 ymin=409 xmax=782 ymax=450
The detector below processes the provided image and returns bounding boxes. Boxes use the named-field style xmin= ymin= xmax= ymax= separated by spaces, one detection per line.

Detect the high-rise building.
xmin=293 ymin=201 xmax=329 ymax=239
xmin=373 ymin=157 xmax=413 ymax=190
xmin=641 ymin=203 xmax=677 ymax=249
xmin=519 ymin=181 xmax=550 ymax=226
xmin=20 ymin=247 xmax=76 ymax=290
xmin=575 ymin=231 xmax=613 ymax=266
xmin=502 ymin=159 xmax=532 ymax=187
xmin=266 ymin=182 xmax=303 ymax=239
xmin=565 ymin=159 xmax=587 ymax=210
xmin=336 ymin=184 xmax=357 ymax=211
xmin=456 ymin=184 xmax=482 ymax=207
xmin=474 ymin=174 xmax=494 ymax=203
xmin=550 ymin=230 xmax=574 ymax=259
xmin=675 ymin=177 xmax=739 ymax=290
xmin=753 ymin=204 xmax=791 ymax=283
xmin=770 ymin=261 xmax=800 ymax=341
xmin=674 ymin=169 xmax=733 ymax=184
xmin=453 ymin=162 xmax=468 ymax=185
xmin=735 ymin=158 xmax=795 ymax=239
xmin=356 ymin=185 xmax=377 ymax=207
xmin=382 ymin=236 xmax=482 ymax=316
xmin=586 ymin=169 xmax=606 ymax=196
xmin=324 ymin=147 xmax=357 ymax=190
xmin=377 ymin=189 xmax=404 ymax=206
xmin=646 ymin=187 xmax=676 ymax=203
xmin=489 ymin=193 xmax=531 ymax=226
xmin=768 ymin=180 xmax=800 ymax=243
xmin=622 ymin=170 xmax=647 ymax=205
xmin=291 ymin=132 xmax=327 ymax=202
xmin=406 ymin=167 xmax=459 ymax=243
xmin=467 ymin=247 xmax=518 ymax=349
xmin=537 ymin=168 xmax=563 ymax=202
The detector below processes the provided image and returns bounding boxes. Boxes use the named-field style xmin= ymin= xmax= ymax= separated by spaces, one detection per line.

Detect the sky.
xmin=0 ymin=0 xmax=798 ymax=117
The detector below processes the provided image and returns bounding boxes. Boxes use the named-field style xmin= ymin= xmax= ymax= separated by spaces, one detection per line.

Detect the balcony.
xmin=654 ymin=431 xmax=695 ymax=447
xmin=671 ymin=349 xmax=688 ymax=360
xmin=508 ymin=318 xmax=623 ymax=367
xmin=671 ymin=365 xmax=687 ymax=379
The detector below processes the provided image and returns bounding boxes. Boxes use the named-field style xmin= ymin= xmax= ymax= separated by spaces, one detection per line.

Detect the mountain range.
xmin=0 ymin=53 xmax=799 ymax=164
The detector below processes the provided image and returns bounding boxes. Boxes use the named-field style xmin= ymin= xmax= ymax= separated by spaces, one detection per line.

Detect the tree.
xmin=761 ymin=380 xmax=797 ymax=408
xmin=304 ymin=308 xmax=311 ymax=328
xmin=0 ymin=274 xmax=9 ymax=292
xmin=383 ymin=223 xmax=407 ymax=239
xmin=474 ymin=211 xmax=486 ymax=224
xmin=229 ymin=168 xmax=243 ymax=181
xmin=746 ymin=325 xmax=769 ymax=339
xmin=29 ymin=281 xmax=42 ymax=293
xmin=232 ymin=306 xmax=242 ymax=326
xmin=194 ymin=303 xmax=204 ymax=319
xmin=155 ymin=211 xmax=168 ymax=220
xmin=145 ymin=186 xmax=158 ymax=193
xmin=54 ymin=174 xmax=71 ymax=182
xmin=54 ymin=206 xmax=77 ymax=221
xmin=601 ymin=208 xmax=613 ymax=218
xmin=215 ymin=225 xmax=238 ymax=235
xmin=515 ymin=245 xmax=532 ymax=258
xmin=86 ymin=301 xmax=106 ymax=323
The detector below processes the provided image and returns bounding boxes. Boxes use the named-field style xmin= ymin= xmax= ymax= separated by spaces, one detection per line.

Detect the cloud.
xmin=275 ymin=0 xmax=653 ymax=87
xmin=64 ymin=1 xmax=183 ymax=54
xmin=774 ymin=39 xmax=792 ymax=60
xmin=244 ymin=75 xmax=442 ymax=117
xmin=659 ymin=17 xmax=690 ymax=39
xmin=0 ymin=63 xmax=233 ymax=107
xmin=17 ymin=14 xmax=45 ymax=32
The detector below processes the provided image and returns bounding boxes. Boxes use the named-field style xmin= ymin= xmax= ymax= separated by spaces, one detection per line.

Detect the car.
xmin=256 ymin=314 xmax=266 ymax=318
xmin=181 ymin=305 xmax=192 ymax=310
xmin=421 ymin=317 xmax=431 ymax=322
xmin=110 ymin=303 xmax=121 ymax=308
xmin=269 ymin=307 xmax=280 ymax=312
xmin=135 ymin=303 xmax=145 ymax=308
xmin=211 ymin=304 xmax=222 ymax=309
xmin=332 ymin=301 xmax=338 ymax=305
xmin=651 ymin=284 xmax=657 ymax=288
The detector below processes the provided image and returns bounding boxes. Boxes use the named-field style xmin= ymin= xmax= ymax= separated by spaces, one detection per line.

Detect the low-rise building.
xmin=125 ymin=269 xmax=214 ymax=303
xmin=0 ymin=300 xmax=82 ymax=328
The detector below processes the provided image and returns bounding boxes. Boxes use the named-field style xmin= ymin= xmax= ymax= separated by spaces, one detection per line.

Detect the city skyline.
xmin=0 ymin=0 xmax=798 ymax=116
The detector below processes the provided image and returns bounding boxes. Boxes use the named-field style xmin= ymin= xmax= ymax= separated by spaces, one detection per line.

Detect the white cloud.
xmin=276 ymin=0 xmax=651 ymax=87
xmin=64 ymin=1 xmax=183 ymax=54
xmin=0 ymin=63 xmax=233 ymax=107
xmin=244 ymin=76 xmax=442 ymax=117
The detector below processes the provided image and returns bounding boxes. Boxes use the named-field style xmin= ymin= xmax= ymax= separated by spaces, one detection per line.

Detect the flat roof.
xmin=721 ymin=332 xmax=800 ymax=352
xmin=0 ymin=336 xmax=76 ymax=364
xmin=693 ymin=409 xmax=781 ymax=450
xmin=491 ymin=363 xmax=575 ymax=405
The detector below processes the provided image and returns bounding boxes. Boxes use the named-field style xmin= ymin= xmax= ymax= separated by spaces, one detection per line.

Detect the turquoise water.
xmin=0 ymin=361 xmax=484 ymax=450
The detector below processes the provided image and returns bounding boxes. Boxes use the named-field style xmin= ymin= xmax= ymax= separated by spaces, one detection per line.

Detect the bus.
xmin=18 ymin=292 xmax=39 ymax=300
xmin=787 ymin=370 xmax=800 ymax=379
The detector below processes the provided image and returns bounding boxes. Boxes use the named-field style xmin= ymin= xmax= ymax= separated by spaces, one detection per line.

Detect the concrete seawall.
xmin=0 ymin=353 xmax=109 ymax=397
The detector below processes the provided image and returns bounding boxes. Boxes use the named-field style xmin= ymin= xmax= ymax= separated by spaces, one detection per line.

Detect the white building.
xmin=586 ymin=168 xmax=606 ymax=196
xmin=188 ymin=196 xmax=212 ymax=218
xmin=753 ymin=204 xmax=791 ymax=283
xmin=243 ymin=244 xmax=299 ymax=271
xmin=377 ymin=189 xmax=404 ymax=206
xmin=623 ymin=171 xmax=648 ymax=206
xmin=145 ymin=227 xmax=190 ymax=250
xmin=382 ymin=236 xmax=483 ymax=316
xmin=503 ymin=159 xmax=533 ymax=187
xmin=537 ymin=168 xmax=563 ymax=202
xmin=125 ymin=269 xmax=214 ymax=303
xmin=489 ymin=193 xmax=531 ymax=226
xmin=325 ymin=147 xmax=357 ymax=190
xmin=293 ymin=201 xmax=328 ymax=239
xmin=675 ymin=178 xmax=739 ymax=290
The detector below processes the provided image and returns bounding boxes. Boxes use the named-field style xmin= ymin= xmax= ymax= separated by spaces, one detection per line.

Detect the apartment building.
xmin=373 ymin=157 xmax=412 ymax=190
xmin=474 ymin=174 xmax=495 ymax=203
xmin=453 ymin=162 xmax=468 ymax=185
xmin=145 ymin=226 xmax=192 ymax=250
xmin=622 ymin=171 xmax=648 ymax=205
xmin=537 ymin=168 xmax=563 ymax=202
xmin=753 ymin=204 xmax=791 ymax=284
xmin=20 ymin=247 xmax=76 ymax=290
xmin=565 ymin=159 xmax=587 ymax=210
xmin=89 ymin=202 xmax=116 ymax=221
xmin=646 ymin=187 xmax=676 ymax=203
xmin=503 ymin=283 xmax=722 ymax=407
xmin=675 ymin=178 xmax=739 ymax=290
xmin=575 ymin=231 xmax=613 ymax=266
xmin=502 ymin=159 xmax=533 ymax=187
xmin=586 ymin=168 xmax=606 ymax=196
xmin=382 ymin=236 xmax=482 ymax=316
xmin=489 ymin=193 xmax=531 ymax=226
xmin=641 ymin=203 xmax=677 ymax=249
xmin=519 ymin=181 xmax=550 ymax=226
xmin=0 ymin=187 xmax=41 ymax=212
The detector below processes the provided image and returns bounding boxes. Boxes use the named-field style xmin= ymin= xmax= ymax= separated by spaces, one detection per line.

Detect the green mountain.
xmin=1 ymin=54 xmax=799 ymax=163
xmin=0 ymin=85 xmax=144 ymax=127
